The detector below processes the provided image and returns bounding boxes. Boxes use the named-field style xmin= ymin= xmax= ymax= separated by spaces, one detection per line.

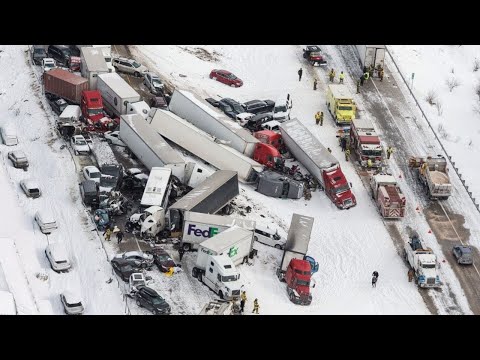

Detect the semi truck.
xmin=192 ymin=226 xmax=255 ymax=300
xmin=277 ymin=214 xmax=318 ymax=305
xmin=80 ymin=47 xmax=109 ymax=90
xmin=254 ymin=130 xmax=286 ymax=153
xmin=180 ymin=211 xmax=256 ymax=251
xmin=256 ymin=170 xmax=304 ymax=199
xmin=279 ymin=119 xmax=357 ymax=209
xmin=146 ymin=108 xmax=264 ymax=184
xmin=168 ymin=89 xmax=259 ymax=157
xmin=349 ymin=118 xmax=383 ymax=167
xmin=44 ymin=68 xmax=89 ymax=104
xmin=119 ymin=114 xmax=209 ymax=188
xmin=370 ymin=173 xmax=406 ymax=218
xmin=97 ymin=73 xmax=143 ymax=118
xmin=129 ymin=170 xmax=239 ymax=239
xmin=126 ymin=101 xmax=150 ymax=120
xmin=91 ymin=135 xmax=123 ymax=193
xmin=355 ymin=45 xmax=386 ymax=73
xmin=140 ymin=167 xmax=172 ymax=210
xmin=77 ymin=45 xmax=114 ymax=73
xmin=408 ymin=155 xmax=453 ymax=200
xmin=326 ymin=84 xmax=357 ymax=125
xmin=404 ymin=233 xmax=441 ymax=288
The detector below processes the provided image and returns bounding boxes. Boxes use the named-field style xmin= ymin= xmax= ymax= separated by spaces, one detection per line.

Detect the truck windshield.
xmin=297 ymin=280 xmax=310 ymax=286
xmin=88 ymin=108 xmax=103 ymax=115
xmin=422 ymin=264 xmax=436 ymax=269
xmin=222 ymin=275 xmax=239 ymax=282
xmin=273 ymin=232 xmax=280 ymax=240
xmin=335 ymin=184 xmax=350 ymax=194
xmin=362 ymin=149 xmax=382 ymax=157
xmin=338 ymin=106 xmax=352 ymax=111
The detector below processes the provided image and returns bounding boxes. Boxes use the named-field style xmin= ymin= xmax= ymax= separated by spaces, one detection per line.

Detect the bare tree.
xmin=446 ymin=77 xmax=460 ymax=92
xmin=474 ymin=58 xmax=480 ymax=72
xmin=435 ymin=101 xmax=443 ymax=116
xmin=475 ymin=83 xmax=480 ymax=100
xmin=437 ymin=123 xmax=449 ymax=140
xmin=425 ymin=90 xmax=438 ymax=105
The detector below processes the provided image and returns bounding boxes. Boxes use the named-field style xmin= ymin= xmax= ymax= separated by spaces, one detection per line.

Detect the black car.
xmin=100 ymin=164 xmax=124 ymax=191
xmin=111 ymin=258 xmax=142 ymax=282
xmin=246 ymin=113 xmax=274 ymax=131
xmin=79 ymin=180 xmax=99 ymax=208
xmin=149 ymin=95 xmax=169 ymax=109
xmin=150 ymin=249 xmax=176 ymax=273
xmin=205 ymin=98 xmax=219 ymax=107
xmin=32 ymin=45 xmax=47 ymax=65
xmin=218 ymin=98 xmax=245 ymax=119
xmin=46 ymin=94 xmax=68 ymax=115
xmin=135 ymin=286 xmax=171 ymax=315
xmin=243 ymin=100 xmax=275 ymax=115
xmin=48 ymin=45 xmax=72 ymax=66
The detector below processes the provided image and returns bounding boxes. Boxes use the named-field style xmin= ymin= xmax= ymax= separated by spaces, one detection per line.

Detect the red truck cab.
xmin=253 ymin=143 xmax=284 ymax=170
xmin=350 ymin=119 xmax=383 ymax=167
xmin=323 ymin=167 xmax=356 ymax=209
xmin=285 ymin=259 xmax=314 ymax=305
xmin=254 ymin=130 xmax=285 ymax=152
xmin=81 ymin=90 xmax=105 ymax=122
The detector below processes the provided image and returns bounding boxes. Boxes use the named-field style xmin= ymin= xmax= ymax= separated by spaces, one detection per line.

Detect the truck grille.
xmin=426 ymin=277 xmax=436 ymax=285
xmin=231 ymin=290 xmax=240 ymax=296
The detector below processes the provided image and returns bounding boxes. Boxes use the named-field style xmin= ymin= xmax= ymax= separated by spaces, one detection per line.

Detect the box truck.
xmin=96 ymin=73 xmax=142 ymax=118
xmin=80 ymin=47 xmax=109 ymax=90
xmin=44 ymin=68 xmax=89 ymax=104
xmin=77 ymin=45 xmax=114 ymax=73
xmin=140 ymin=167 xmax=173 ymax=210
xmin=356 ymin=45 xmax=386 ymax=72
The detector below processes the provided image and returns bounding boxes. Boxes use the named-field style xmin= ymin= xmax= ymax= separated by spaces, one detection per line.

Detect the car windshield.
xmin=226 ymin=73 xmax=237 ymax=80
xmin=362 ymin=150 xmax=382 ymax=157
xmin=297 ymin=279 xmax=310 ymax=286
xmin=34 ymin=48 xmax=45 ymax=54
xmin=335 ymin=184 xmax=350 ymax=194
xmin=422 ymin=264 xmax=436 ymax=269
xmin=157 ymin=254 xmax=172 ymax=262
xmin=88 ymin=108 xmax=103 ymax=115
xmin=460 ymin=247 xmax=472 ymax=253
xmin=222 ymin=275 xmax=239 ymax=282
xmin=30 ymin=189 xmax=40 ymax=194
xmin=151 ymin=296 xmax=165 ymax=305
xmin=232 ymin=105 xmax=244 ymax=113
xmin=152 ymin=79 xmax=162 ymax=87
xmin=89 ymin=171 xmax=101 ymax=179
xmin=57 ymin=260 xmax=68 ymax=264
xmin=45 ymin=63 xmax=54 ymax=68
xmin=275 ymin=105 xmax=287 ymax=113
xmin=132 ymin=61 xmax=141 ymax=68
xmin=100 ymin=176 xmax=116 ymax=187
xmin=76 ymin=139 xmax=87 ymax=145
xmin=67 ymin=302 xmax=82 ymax=308
xmin=338 ymin=106 xmax=352 ymax=111
xmin=273 ymin=232 xmax=280 ymax=240
xmin=310 ymin=51 xmax=321 ymax=57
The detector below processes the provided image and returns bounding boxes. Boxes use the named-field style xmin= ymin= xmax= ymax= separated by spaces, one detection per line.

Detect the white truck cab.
xmin=129 ymin=205 xmax=166 ymax=238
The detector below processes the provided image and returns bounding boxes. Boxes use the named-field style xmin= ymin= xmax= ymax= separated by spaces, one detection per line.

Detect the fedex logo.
xmin=187 ymin=224 xmax=219 ymax=238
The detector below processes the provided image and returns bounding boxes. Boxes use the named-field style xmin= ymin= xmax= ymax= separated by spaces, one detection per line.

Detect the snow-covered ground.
xmin=132 ymin=45 xmax=431 ymax=314
xmin=0 ymin=46 xmax=126 ymax=314
xmin=389 ymin=45 xmax=480 ymax=204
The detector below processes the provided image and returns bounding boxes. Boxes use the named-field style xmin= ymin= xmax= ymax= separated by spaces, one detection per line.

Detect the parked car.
xmin=123 ymin=168 xmax=148 ymax=190
xmin=35 ymin=210 xmax=58 ymax=234
xmin=8 ymin=150 xmax=28 ymax=170
xmin=236 ymin=112 xmax=254 ymax=126
xmin=47 ymin=45 xmax=72 ymax=66
xmin=242 ymin=100 xmax=275 ymax=115
xmin=104 ymin=131 xmax=126 ymax=146
xmin=1 ymin=126 xmax=18 ymax=146
xmin=32 ymin=45 xmax=47 ymax=65
xmin=261 ymin=120 xmax=281 ymax=132
xmin=45 ymin=243 xmax=71 ymax=272
xmin=150 ymin=249 xmax=176 ymax=273
xmin=80 ymin=180 xmax=99 ymax=208
xmin=112 ymin=57 xmax=148 ymax=77
xmin=20 ymin=180 xmax=41 ymax=198
xmin=149 ymin=95 xmax=169 ymax=109
xmin=452 ymin=245 xmax=473 ymax=265
xmin=46 ymin=94 xmax=68 ymax=115
xmin=143 ymin=73 xmax=164 ymax=95
xmin=114 ymin=251 xmax=154 ymax=269
xmin=111 ymin=258 xmax=142 ymax=282
xmin=60 ymin=291 xmax=84 ymax=315
xmin=205 ymin=97 xmax=220 ymax=107
xmin=135 ymin=285 xmax=171 ymax=315
xmin=71 ymin=135 xmax=90 ymax=155
xmin=83 ymin=166 xmax=101 ymax=184
xmin=254 ymin=224 xmax=286 ymax=249
xmin=218 ymin=98 xmax=245 ymax=118
xmin=209 ymin=69 xmax=243 ymax=87
xmin=245 ymin=113 xmax=274 ymax=131
xmin=42 ymin=58 xmax=56 ymax=73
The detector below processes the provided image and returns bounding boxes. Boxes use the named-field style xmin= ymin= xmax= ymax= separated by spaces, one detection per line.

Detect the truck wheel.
xmin=182 ymin=243 xmax=191 ymax=251
xmin=192 ymin=268 xmax=197 ymax=278
xmin=403 ymin=249 xmax=407 ymax=260
xmin=289 ymin=292 xmax=295 ymax=302
xmin=134 ymin=71 xmax=140 ymax=77
xmin=198 ymin=272 xmax=202 ymax=282
xmin=106 ymin=139 xmax=112 ymax=145
xmin=274 ymin=244 xmax=281 ymax=249
xmin=136 ymin=299 xmax=141 ymax=307
xmin=218 ymin=291 xmax=224 ymax=300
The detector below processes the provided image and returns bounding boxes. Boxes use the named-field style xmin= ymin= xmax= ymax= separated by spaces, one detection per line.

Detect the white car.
xmin=254 ymin=224 xmax=286 ymax=249
xmin=35 ymin=210 xmax=58 ymax=234
xmin=20 ymin=179 xmax=41 ymax=198
xmin=42 ymin=58 xmax=56 ymax=73
xmin=104 ymin=131 xmax=126 ymax=146
xmin=83 ymin=166 xmax=101 ymax=184
xmin=236 ymin=112 xmax=254 ymax=126
xmin=112 ymin=57 xmax=148 ymax=77
xmin=114 ymin=251 xmax=154 ymax=268
xmin=71 ymin=135 xmax=90 ymax=155
xmin=45 ymin=243 xmax=71 ymax=272
xmin=60 ymin=291 xmax=84 ymax=315
xmin=260 ymin=120 xmax=281 ymax=132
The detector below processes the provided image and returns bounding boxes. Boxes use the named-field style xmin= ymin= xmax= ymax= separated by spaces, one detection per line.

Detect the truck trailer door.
xmin=374 ymin=48 xmax=385 ymax=69
xmin=365 ymin=47 xmax=376 ymax=69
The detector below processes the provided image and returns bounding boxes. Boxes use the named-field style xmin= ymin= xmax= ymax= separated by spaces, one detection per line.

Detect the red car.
xmin=209 ymin=69 xmax=243 ymax=87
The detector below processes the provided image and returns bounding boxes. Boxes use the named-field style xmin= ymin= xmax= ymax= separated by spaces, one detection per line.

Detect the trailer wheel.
xmin=192 ymin=268 xmax=197 ymax=278
xmin=182 ymin=243 xmax=191 ymax=252
xmin=198 ymin=272 xmax=202 ymax=282
xmin=134 ymin=71 xmax=140 ymax=78
xmin=136 ymin=299 xmax=141 ymax=307
xmin=403 ymin=249 xmax=408 ymax=260
xmin=289 ymin=291 xmax=295 ymax=302
xmin=274 ymin=244 xmax=281 ymax=249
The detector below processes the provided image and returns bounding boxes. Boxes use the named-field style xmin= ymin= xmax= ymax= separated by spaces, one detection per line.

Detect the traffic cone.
xmin=428 ymin=229 xmax=432 ymax=234
xmin=416 ymin=206 xmax=420 ymax=211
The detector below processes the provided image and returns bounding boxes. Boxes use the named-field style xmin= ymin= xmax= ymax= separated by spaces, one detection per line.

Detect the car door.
xmin=453 ymin=247 xmax=459 ymax=259
xmin=218 ymin=72 xmax=228 ymax=84
xmin=122 ymin=61 xmax=133 ymax=74
xmin=85 ymin=168 xmax=91 ymax=180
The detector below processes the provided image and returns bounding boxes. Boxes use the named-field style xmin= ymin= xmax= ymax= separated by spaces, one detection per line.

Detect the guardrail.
xmin=384 ymin=46 xmax=480 ymax=214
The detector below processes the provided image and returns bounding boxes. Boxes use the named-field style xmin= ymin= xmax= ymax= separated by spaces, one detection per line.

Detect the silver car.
xmin=20 ymin=179 xmax=41 ymax=198
xmin=452 ymin=245 xmax=473 ymax=265
xmin=60 ymin=292 xmax=85 ymax=315
xmin=112 ymin=57 xmax=148 ymax=77
xmin=143 ymin=72 xmax=164 ymax=95
xmin=114 ymin=251 xmax=154 ymax=268
xmin=8 ymin=150 xmax=29 ymax=170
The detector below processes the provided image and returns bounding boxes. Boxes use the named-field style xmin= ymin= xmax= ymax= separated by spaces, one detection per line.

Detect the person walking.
xmin=329 ymin=68 xmax=335 ymax=82
xmin=252 ymin=298 xmax=259 ymax=314
xmin=116 ymin=229 xmax=124 ymax=244
xmin=327 ymin=147 xmax=332 ymax=153
xmin=367 ymin=158 xmax=373 ymax=168
xmin=379 ymin=68 xmax=384 ymax=82
xmin=340 ymin=137 xmax=347 ymax=152
xmin=356 ymin=80 xmax=360 ymax=93
xmin=313 ymin=78 xmax=318 ymax=90
xmin=386 ymin=146 xmax=394 ymax=159
xmin=372 ymin=270 xmax=379 ymax=288
xmin=364 ymin=71 xmax=370 ymax=82
xmin=315 ymin=111 xmax=321 ymax=125
xmin=345 ymin=148 xmax=350 ymax=161
xmin=369 ymin=64 xmax=375 ymax=78
xmin=298 ymin=68 xmax=303 ymax=81
xmin=240 ymin=291 xmax=247 ymax=313
xmin=360 ymin=75 xmax=365 ymax=86
xmin=166 ymin=267 xmax=174 ymax=277
xmin=408 ymin=268 xmax=415 ymax=282
xmin=339 ymin=71 xmax=345 ymax=84
xmin=103 ymin=227 xmax=112 ymax=241
xmin=319 ymin=111 xmax=324 ymax=126
xmin=178 ymin=247 xmax=185 ymax=261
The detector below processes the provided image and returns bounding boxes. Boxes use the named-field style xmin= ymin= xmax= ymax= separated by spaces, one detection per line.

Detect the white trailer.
xmin=181 ymin=211 xmax=256 ymax=251
xmin=77 ymin=45 xmax=114 ymax=73
xmin=169 ymin=89 xmax=259 ymax=157
xmin=126 ymin=100 xmax=150 ymax=120
xmin=97 ymin=73 xmax=142 ymax=118
xmin=146 ymin=108 xmax=263 ymax=183
xmin=119 ymin=114 xmax=209 ymax=187
xmin=355 ymin=45 xmax=386 ymax=71
xmin=80 ymin=47 xmax=109 ymax=90
xmin=140 ymin=167 xmax=172 ymax=210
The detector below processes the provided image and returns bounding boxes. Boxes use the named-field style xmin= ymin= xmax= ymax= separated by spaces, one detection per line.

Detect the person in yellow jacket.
xmin=367 ymin=158 xmax=373 ymax=168
xmin=252 ymin=298 xmax=259 ymax=314
xmin=315 ymin=111 xmax=321 ymax=125
xmin=166 ymin=267 xmax=174 ymax=277
xmin=329 ymin=68 xmax=335 ymax=82
xmin=364 ymin=72 xmax=370 ymax=81
xmin=103 ymin=227 xmax=112 ymax=241
xmin=386 ymin=146 xmax=394 ymax=159
xmin=345 ymin=148 xmax=351 ymax=162
xmin=240 ymin=291 xmax=247 ymax=313
xmin=339 ymin=71 xmax=345 ymax=84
